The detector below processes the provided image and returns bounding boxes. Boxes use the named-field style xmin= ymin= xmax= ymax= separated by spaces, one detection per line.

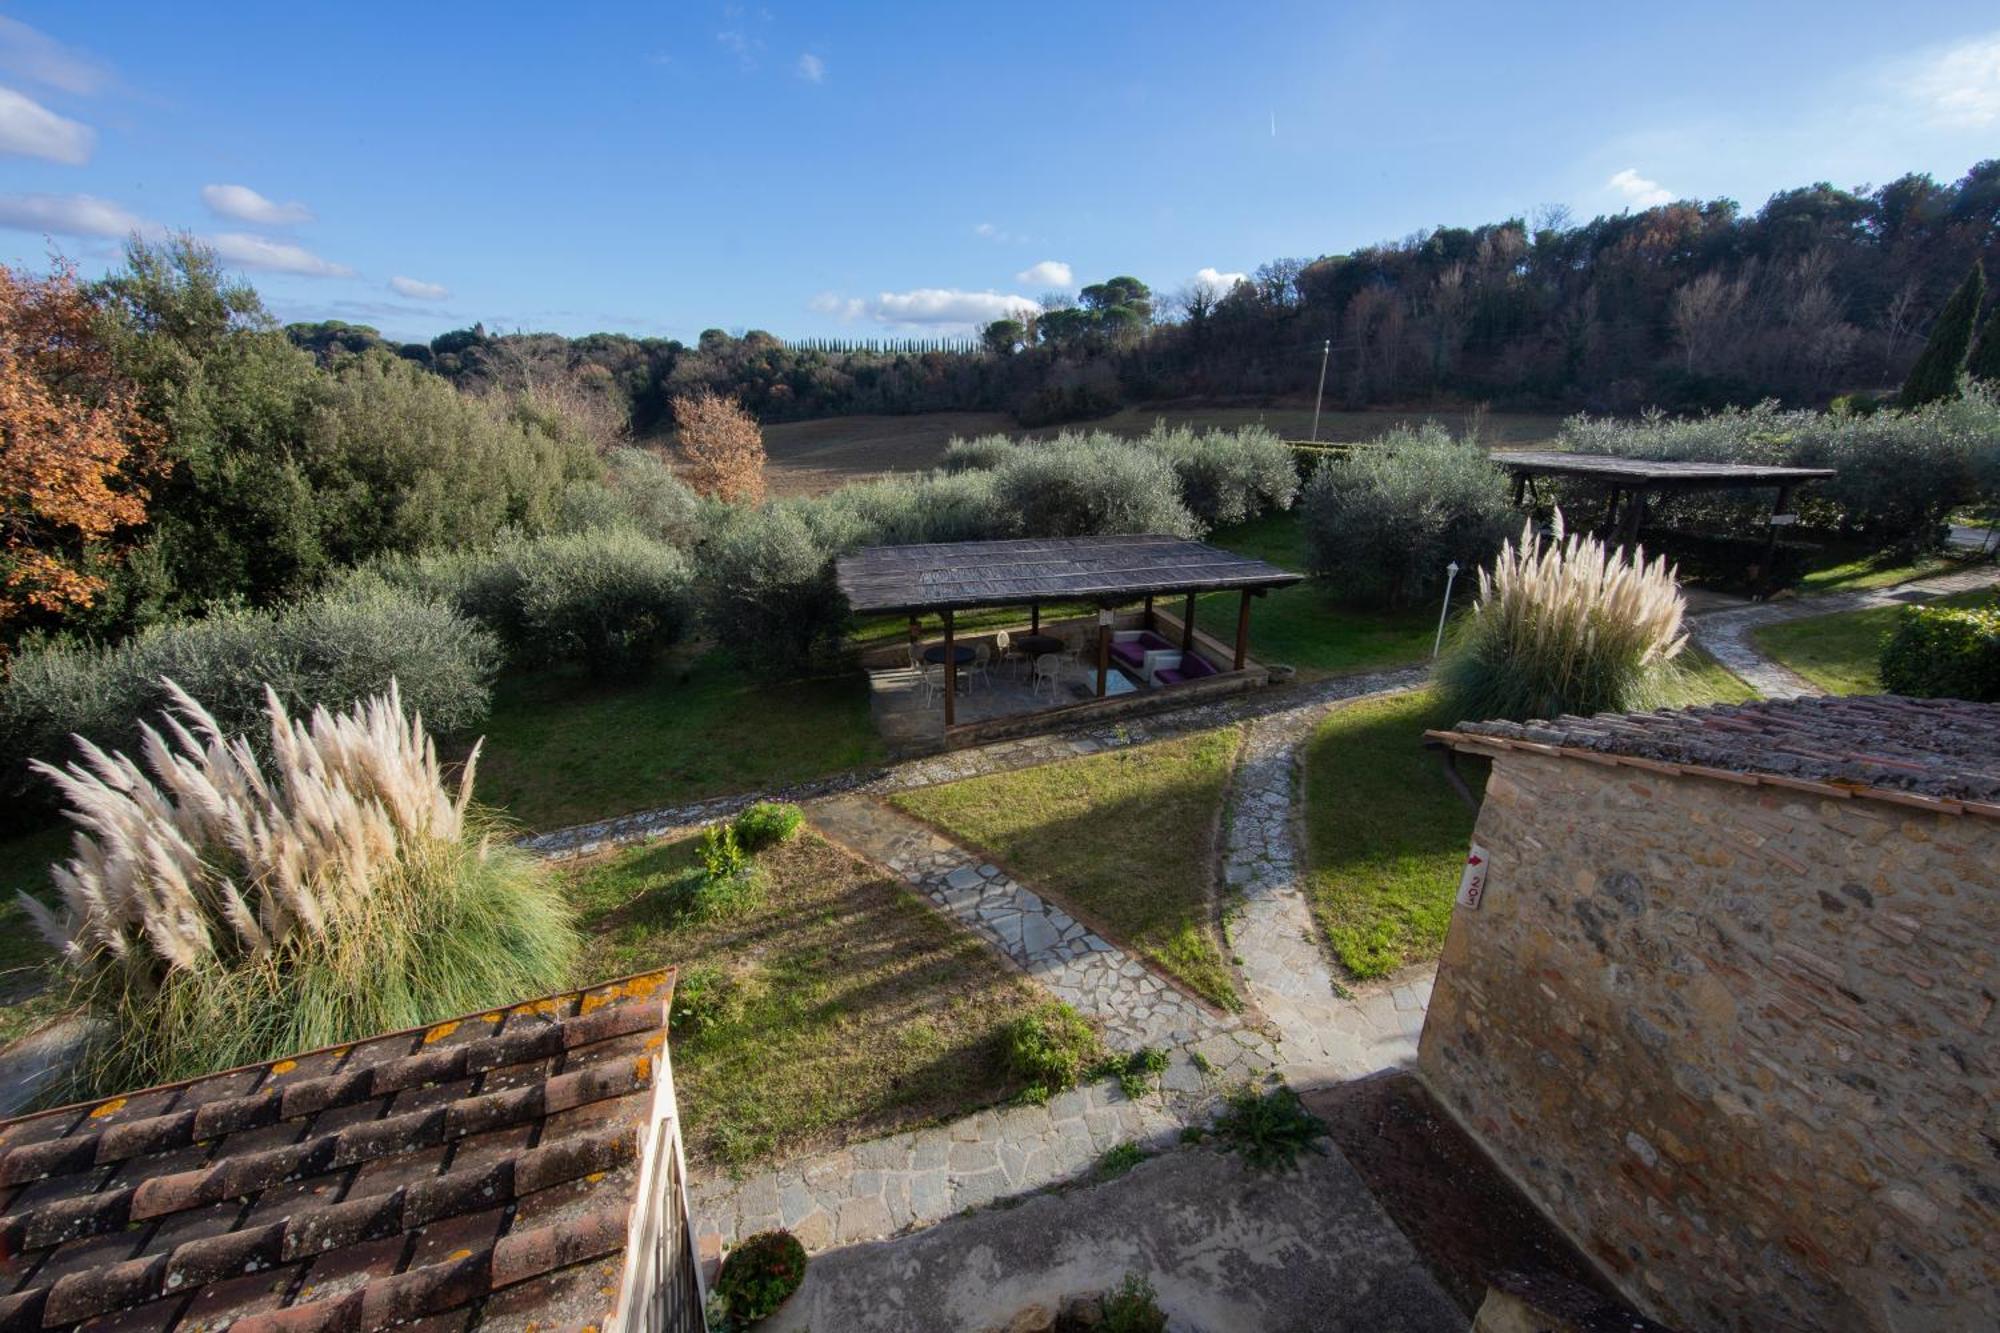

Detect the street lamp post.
xmin=1309 ymin=339 xmax=1330 ymax=443
xmin=1433 ymin=561 xmax=1461 ymax=659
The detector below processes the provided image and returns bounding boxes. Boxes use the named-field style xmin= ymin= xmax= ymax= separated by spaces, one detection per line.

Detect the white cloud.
xmin=201 ymin=183 xmax=313 ymax=226
xmin=797 ymin=52 xmax=825 ymax=83
xmin=813 ymin=287 xmax=1040 ymax=328
xmin=1902 ymin=32 xmax=2000 ymax=128
xmin=0 ymin=85 xmax=93 ymax=163
xmin=973 ymin=220 xmax=1029 ymax=244
xmin=208 ymin=232 xmax=353 ymax=278
xmin=1191 ymin=266 xmax=1247 ymax=293
xmin=389 ymin=275 xmax=450 ymax=300
xmin=0 ymin=191 xmax=150 ymax=238
xmin=0 ymin=18 xmax=112 ymax=96
xmin=1607 ymin=168 xmax=1672 ymax=209
xmin=1016 ymin=260 xmax=1072 ymax=288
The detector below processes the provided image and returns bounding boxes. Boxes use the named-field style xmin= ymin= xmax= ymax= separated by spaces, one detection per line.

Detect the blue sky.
xmin=3 ymin=2 xmax=1997 ymax=344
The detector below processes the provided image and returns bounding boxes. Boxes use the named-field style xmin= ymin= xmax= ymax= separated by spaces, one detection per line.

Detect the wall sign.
xmin=1457 ymin=844 xmax=1490 ymax=910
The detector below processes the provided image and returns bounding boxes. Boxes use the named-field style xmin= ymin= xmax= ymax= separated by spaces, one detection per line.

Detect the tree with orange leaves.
xmin=671 ymin=389 xmax=765 ymax=506
xmin=0 ymin=260 xmax=157 ymax=635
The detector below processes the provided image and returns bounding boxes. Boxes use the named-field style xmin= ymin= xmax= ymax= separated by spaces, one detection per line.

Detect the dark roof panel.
xmin=0 ymin=970 xmax=677 ymax=1333
xmin=835 ymin=533 xmax=1302 ymax=614
xmin=1430 ymin=695 xmax=2000 ymax=811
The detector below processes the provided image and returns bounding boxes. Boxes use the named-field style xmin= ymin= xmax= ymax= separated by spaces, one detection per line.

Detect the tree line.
xmin=285 ymin=159 xmax=2000 ymax=428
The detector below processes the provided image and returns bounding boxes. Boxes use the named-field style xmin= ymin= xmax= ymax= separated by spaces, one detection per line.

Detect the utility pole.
xmin=1310 ymin=338 xmax=1331 ymax=442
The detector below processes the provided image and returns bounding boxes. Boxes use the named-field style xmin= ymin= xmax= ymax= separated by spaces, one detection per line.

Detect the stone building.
xmin=1420 ymin=696 xmax=1998 ymax=1332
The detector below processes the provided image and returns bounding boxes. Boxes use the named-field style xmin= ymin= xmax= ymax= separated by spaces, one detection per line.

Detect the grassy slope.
xmin=1195 ymin=512 xmax=1435 ymax=678
xmin=1751 ymin=587 xmax=1994 ymax=694
xmin=469 ymin=648 xmax=883 ymax=832
xmin=1301 ymin=652 xmax=1753 ymax=981
xmin=1796 ymin=548 xmax=1965 ymax=595
xmin=891 ymin=728 xmax=1244 ymax=1008
xmin=567 ymin=830 xmax=1044 ymax=1168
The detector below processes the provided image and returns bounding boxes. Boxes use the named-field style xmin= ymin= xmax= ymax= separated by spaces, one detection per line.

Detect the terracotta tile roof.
xmin=1427 ymin=695 xmax=2000 ymax=816
xmin=0 ymin=969 xmax=678 ymax=1333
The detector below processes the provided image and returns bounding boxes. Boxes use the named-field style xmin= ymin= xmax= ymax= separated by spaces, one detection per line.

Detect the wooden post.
xmin=1181 ymin=592 xmax=1196 ymax=652
xmin=1603 ymin=485 xmax=1622 ymax=533
xmin=1619 ymin=489 xmax=1648 ymax=550
xmin=1761 ymin=483 xmax=1792 ymax=582
xmin=1096 ymin=611 xmax=1111 ymax=698
xmin=1511 ymin=472 xmax=1528 ymax=507
xmin=1233 ymin=590 xmax=1252 ymax=671
xmin=1030 ymin=602 xmax=1040 ymax=633
xmin=942 ymin=609 xmax=956 ymax=727
xmin=1143 ymin=594 xmax=1155 ymax=632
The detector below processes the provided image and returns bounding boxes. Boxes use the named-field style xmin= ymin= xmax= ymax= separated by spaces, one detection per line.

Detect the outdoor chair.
xmin=970 ymin=643 xmax=993 ymax=689
xmin=919 ymin=663 xmax=946 ymax=706
xmin=993 ymin=629 xmax=1020 ymax=677
xmin=1032 ymin=653 xmax=1063 ymax=701
xmin=907 ymin=642 xmax=924 ymax=671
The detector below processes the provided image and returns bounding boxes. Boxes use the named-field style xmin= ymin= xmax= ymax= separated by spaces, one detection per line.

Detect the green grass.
xmin=1195 ymin=512 xmax=1435 ymax=678
xmin=469 ymin=647 xmax=884 ymax=832
xmin=1751 ymin=588 xmax=1995 ymax=694
xmin=566 ymin=830 xmax=1045 ymax=1168
xmin=849 ymin=602 xmax=1098 ymax=646
xmin=1301 ymin=655 xmax=1751 ymax=981
xmin=891 ymin=727 xmax=1244 ymax=1008
xmin=1796 ymin=547 xmax=1964 ymax=595
xmin=0 ymin=827 xmax=70 ymax=1049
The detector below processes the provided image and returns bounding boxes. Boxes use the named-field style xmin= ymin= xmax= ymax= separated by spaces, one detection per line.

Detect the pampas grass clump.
xmin=1435 ymin=511 xmax=1688 ymax=723
xmin=25 ymin=679 xmax=576 ymax=1094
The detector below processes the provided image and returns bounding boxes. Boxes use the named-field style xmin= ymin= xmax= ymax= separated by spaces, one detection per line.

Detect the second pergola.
xmin=834 ymin=534 xmax=1301 ymax=725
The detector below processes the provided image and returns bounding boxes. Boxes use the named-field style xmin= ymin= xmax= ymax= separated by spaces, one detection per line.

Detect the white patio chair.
xmin=970 ymin=643 xmax=993 ymax=689
xmin=993 ymin=629 xmax=1017 ymax=677
xmin=1032 ymin=653 xmax=1063 ymax=701
xmin=907 ymin=642 xmax=924 ymax=671
xmin=919 ymin=663 xmax=946 ymax=706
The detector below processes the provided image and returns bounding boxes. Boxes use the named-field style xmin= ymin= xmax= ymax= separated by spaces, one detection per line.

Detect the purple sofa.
xmin=1154 ymin=653 xmax=1218 ymax=685
xmin=1108 ymin=630 xmax=1175 ymax=671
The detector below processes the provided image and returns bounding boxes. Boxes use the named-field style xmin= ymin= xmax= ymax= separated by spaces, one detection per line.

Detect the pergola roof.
xmin=1491 ymin=450 xmax=1835 ymax=488
xmin=836 ymin=534 xmax=1302 ymax=616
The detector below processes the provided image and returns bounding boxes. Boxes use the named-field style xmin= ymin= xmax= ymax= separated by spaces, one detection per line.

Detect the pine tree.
xmin=1899 ymin=261 xmax=1984 ymax=408
xmin=1967 ymin=297 xmax=2000 ymax=385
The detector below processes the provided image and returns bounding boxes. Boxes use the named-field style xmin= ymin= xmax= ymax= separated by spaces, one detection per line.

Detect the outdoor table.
xmin=1013 ymin=634 xmax=1064 ymax=658
xmin=922 ymin=644 xmax=976 ymax=666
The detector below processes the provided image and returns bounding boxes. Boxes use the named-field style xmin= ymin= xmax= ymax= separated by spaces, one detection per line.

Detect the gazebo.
xmin=835 ymin=534 xmax=1301 ymax=728
xmin=1492 ymin=450 xmax=1836 ymax=569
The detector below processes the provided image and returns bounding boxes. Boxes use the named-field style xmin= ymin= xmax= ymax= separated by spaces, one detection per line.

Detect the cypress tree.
xmin=1899 ymin=261 xmax=1984 ymax=408
xmin=1967 ymin=298 xmax=2000 ymax=385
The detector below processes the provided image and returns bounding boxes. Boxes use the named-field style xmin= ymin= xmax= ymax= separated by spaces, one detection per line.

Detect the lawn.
xmin=469 ymin=647 xmax=884 ymax=832
xmin=0 ymin=826 xmax=69 ymax=1049
xmin=1301 ymin=651 xmax=1753 ymax=981
xmin=1750 ymin=588 xmax=1995 ymax=694
xmin=1795 ymin=546 xmax=1967 ymax=595
xmin=1196 ymin=512 xmax=1436 ymax=678
xmin=849 ymin=602 xmax=1097 ymax=647
xmin=890 ymin=727 xmax=1244 ymax=1008
xmin=566 ymin=828 xmax=1046 ymax=1169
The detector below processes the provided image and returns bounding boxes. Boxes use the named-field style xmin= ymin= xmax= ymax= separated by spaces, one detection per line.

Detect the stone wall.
xmin=1418 ymin=751 xmax=1999 ymax=1331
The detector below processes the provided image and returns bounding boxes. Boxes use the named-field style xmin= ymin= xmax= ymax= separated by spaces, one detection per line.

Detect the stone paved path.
xmin=811 ymin=796 xmax=1241 ymax=1053
xmin=1689 ymin=562 xmax=2000 ymax=699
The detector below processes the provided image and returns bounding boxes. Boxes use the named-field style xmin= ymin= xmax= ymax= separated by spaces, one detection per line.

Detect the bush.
xmin=1203 ymin=1084 xmax=1328 ymax=1172
xmin=27 ymin=682 xmax=576 ymax=1095
xmin=674 ymin=389 xmax=766 ymax=506
xmin=1435 ymin=513 xmax=1689 ymax=723
xmin=712 ymin=1230 xmax=807 ymax=1328
xmin=990 ymin=438 xmax=1199 ymax=539
xmin=1102 ymin=1272 xmax=1169 ymax=1333
xmin=1002 ymin=1001 xmax=1102 ymax=1101
xmin=1135 ymin=422 xmax=1298 ymax=528
xmin=734 ymin=801 xmax=805 ymax=852
xmin=557 ymin=446 xmax=709 ymax=547
xmin=0 ymin=584 xmax=498 ymax=811
xmin=1879 ymin=602 xmax=2000 ymax=700
xmin=1301 ymin=424 xmax=1514 ymax=607
xmin=698 ymin=507 xmax=849 ymax=675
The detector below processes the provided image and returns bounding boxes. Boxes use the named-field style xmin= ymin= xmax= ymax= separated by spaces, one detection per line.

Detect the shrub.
xmin=990 ymin=438 xmax=1198 ymax=539
xmin=733 ymin=801 xmax=805 ymax=852
xmin=1203 ymin=1084 xmax=1327 ymax=1172
xmin=26 ymin=682 xmax=576 ymax=1094
xmin=511 ymin=529 xmax=695 ymax=675
xmin=698 ymin=507 xmax=848 ymax=675
xmin=1435 ymin=512 xmax=1688 ymax=723
xmin=1002 ymin=1001 xmax=1102 ymax=1101
xmin=557 ymin=446 xmax=709 ymax=548
xmin=1097 ymin=1141 xmax=1148 ymax=1179
xmin=1879 ymin=602 xmax=2000 ymax=701
xmin=0 ymin=585 xmax=497 ymax=811
xmin=1135 ymin=422 xmax=1298 ymax=528
xmin=940 ymin=433 xmax=1019 ymax=473
xmin=1114 ymin=1046 xmax=1169 ymax=1100
xmin=685 ymin=825 xmax=764 ymax=921
xmin=712 ymin=1230 xmax=807 ymax=1328
xmin=1301 ymin=424 xmax=1514 ymax=607
xmin=801 ymin=469 xmax=1006 ymax=547
xmin=1101 ymin=1272 xmax=1168 ymax=1333
xmin=674 ymin=389 xmax=766 ymax=506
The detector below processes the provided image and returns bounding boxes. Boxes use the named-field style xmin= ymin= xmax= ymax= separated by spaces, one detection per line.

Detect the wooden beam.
xmin=943 ymin=608 xmax=956 ymax=727
xmin=1181 ymin=593 xmax=1196 ymax=652
xmin=1512 ymin=472 xmax=1528 ymax=507
xmin=1096 ymin=611 xmax=1110 ymax=698
xmin=1143 ymin=593 xmax=1154 ymax=631
xmin=1234 ymin=590 xmax=1252 ymax=671
xmin=1030 ymin=601 xmax=1039 ymax=633
xmin=1603 ymin=485 xmax=1622 ymax=532
xmin=1760 ymin=483 xmax=1793 ymax=583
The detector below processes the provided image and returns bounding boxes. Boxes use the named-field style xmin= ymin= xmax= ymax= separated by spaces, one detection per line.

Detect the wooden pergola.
xmin=1492 ymin=450 xmax=1836 ymax=567
xmin=835 ymin=534 xmax=1302 ymax=725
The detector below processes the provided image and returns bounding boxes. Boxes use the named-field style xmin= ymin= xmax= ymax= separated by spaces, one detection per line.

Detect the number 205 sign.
xmin=1456 ymin=844 xmax=1490 ymax=910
